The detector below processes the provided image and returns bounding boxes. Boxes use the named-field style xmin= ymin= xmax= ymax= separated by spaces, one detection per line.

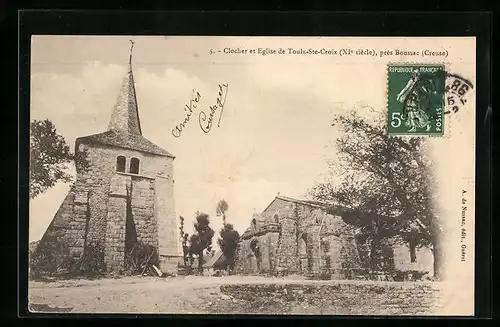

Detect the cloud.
xmin=30 ymin=62 xmax=125 ymax=149
xmin=28 ymin=57 xmax=353 ymax=247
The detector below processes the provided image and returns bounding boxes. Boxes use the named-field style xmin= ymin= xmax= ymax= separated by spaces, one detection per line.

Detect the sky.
xmin=29 ymin=35 xmax=384 ymax=246
xmin=28 ymin=35 xmax=477 ymax=314
xmin=28 ymin=35 xmax=474 ymax=253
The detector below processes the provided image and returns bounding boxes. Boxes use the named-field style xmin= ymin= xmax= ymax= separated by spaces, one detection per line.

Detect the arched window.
xmin=116 ymin=156 xmax=126 ymax=172
xmin=274 ymin=214 xmax=279 ymax=223
xmin=130 ymin=157 xmax=140 ymax=174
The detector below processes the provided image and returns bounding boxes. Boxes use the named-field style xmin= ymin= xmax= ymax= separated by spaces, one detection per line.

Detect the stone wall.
xmin=235 ymin=232 xmax=279 ymax=275
xmin=276 ymin=218 xmax=299 ymax=274
xmin=131 ymin=177 xmax=157 ymax=246
xmin=104 ymin=174 xmax=128 ymax=272
xmin=320 ymin=235 xmax=362 ymax=278
xmin=31 ymin=186 xmax=90 ymax=274
xmin=154 ymin=170 xmax=178 ymax=274
xmin=237 ymin=238 xmax=255 ymax=274
xmin=236 ymin=198 xmax=363 ymax=278
xmin=267 ymin=232 xmax=279 ymax=273
xmin=35 ymin=139 xmax=178 ymax=275
xmin=79 ymin=141 xmax=177 ymax=262
xmin=235 ymin=197 xmax=433 ymax=280
xmin=217 ymin=281 xmax=445 ymax=315
xmin=74 ymin=142 xmax=174 ymax=249
xmin=104 ymin=174 xmax=159 ymax=273
xmin=59 ymin=187 xmax=89 ymax=260
xmin=233 ymin=243 xmax=244 ymax=274
xmin=260 ymin=198 xmax=296 ymax=224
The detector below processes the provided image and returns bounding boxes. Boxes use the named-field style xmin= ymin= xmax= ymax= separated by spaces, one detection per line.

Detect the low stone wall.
xmin=217 ymin=281 xmax=444 ymax=315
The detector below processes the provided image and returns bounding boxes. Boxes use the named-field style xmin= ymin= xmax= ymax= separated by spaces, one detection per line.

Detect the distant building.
xmin=202 ymin=251 xmax=226 ymax=276
xmin=234 ymin=195 xmax=433 ymax=279
xmin=32 ymin=45 xmax=178 ymax=276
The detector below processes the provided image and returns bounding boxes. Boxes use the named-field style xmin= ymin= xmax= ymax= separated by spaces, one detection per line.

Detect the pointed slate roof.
xmin=77 ymin=42 xmax=175 ymax=158
xmin=107 ymin=52 xmax=142 ymax=135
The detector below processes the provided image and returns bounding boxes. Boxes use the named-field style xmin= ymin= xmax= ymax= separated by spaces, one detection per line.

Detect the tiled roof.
xmin=202 ymin=251 xmax=226 ymax=268
xmin=108 ymin=56 xmax=142 ymax=135
xmin=77 ymin=130 xmax=175 ymax=158
xmin=260 ymin=195 xmax=330 ymax=214
xmin=274 ymin=195 xmax=355 ymax=215
xmin=275 ymin=195 xmax=330 ymax=209
xmin=76 ymin=50 xmax=174 ymax=158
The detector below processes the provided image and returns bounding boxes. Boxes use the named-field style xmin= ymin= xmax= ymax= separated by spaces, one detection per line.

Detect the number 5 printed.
xmin=391 ymin=112 xmax=402 ymax=128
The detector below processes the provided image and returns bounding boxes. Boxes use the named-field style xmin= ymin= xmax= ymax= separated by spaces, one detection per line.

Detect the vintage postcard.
xmin=28 ymin=35 xmax=476 ymax=315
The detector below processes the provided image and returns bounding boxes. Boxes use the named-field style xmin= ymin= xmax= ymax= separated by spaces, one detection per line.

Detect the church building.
xmin=32 ymin=43 xmax=179 ymax=276
xmin=234 ymin=195 xmax=363 ymax=279
xmin=234 ymin=195 xmax=434 ymax=279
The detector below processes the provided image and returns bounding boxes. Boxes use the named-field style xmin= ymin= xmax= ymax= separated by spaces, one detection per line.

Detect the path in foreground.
xmin=28 ymin=275 xmax=445 ymax=315
xmin=28 ymin=275 xmax=302 ymax=314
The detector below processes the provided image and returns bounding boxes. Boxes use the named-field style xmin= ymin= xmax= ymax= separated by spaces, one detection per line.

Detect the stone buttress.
xmin=32 ymin=45 xmax=179 ymax=276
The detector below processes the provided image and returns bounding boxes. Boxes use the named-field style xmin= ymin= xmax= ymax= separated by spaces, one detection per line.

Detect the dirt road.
xmin=29 ymin=275 xmax=445 ymax=315
xmin=28 ymin=275 xmax=308 ymax=314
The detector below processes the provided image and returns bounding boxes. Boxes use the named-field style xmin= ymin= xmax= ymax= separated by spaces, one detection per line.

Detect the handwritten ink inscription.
xmin=199 ymin=83 xmax=229 ymax=133
xmin=171 ymin=84 xmax=228 ymax=138
xmin=172 ymin=90 xmax=201 ymax=138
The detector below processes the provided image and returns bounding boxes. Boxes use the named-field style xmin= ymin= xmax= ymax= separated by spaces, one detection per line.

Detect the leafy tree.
xmin=30 ymin=119 xmax=73 ymax=199
xmin=216 ymin=199 xmax=229 ymax=226
xmin=188 ymin=212 xmax=215 ymax=273
xmin=310 ymin=109 xmax=443 ymax=280
xmin=217 ymin=223 xmax=240 ymax=273
xmin=30 ymin=119 xmax=90 ymax=199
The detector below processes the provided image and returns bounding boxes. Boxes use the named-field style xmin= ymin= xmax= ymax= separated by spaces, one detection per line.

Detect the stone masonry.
xmin=234 ymin=195 xmax=434 ymax=279
xmin=32 ymin=50 xmax=179 ymax=276
xmin=217 ymin=281 xmax=445 ymax=315
xmin=235 ymin=196 xmax=362 ymax=279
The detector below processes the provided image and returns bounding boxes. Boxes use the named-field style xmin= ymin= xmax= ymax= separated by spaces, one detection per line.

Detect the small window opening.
xmin=116 ymin=156 xmax=126 ymax=172
xmin=130 ymin=157 xmax=140 ymax=174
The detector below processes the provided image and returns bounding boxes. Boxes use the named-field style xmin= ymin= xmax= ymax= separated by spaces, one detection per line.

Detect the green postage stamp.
xmin=387 ymin=64 xmax=446 ymax=136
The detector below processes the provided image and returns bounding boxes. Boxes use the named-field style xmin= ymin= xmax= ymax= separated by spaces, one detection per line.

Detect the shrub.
xmin=391 ymin=269 xmax=429 ymax=281
xmin=123 ymin=242 xmax=159 ymax=276
xmin=29 ymin=240 xmax=74 ymax=279
xmin=73 ymin=242 xmax=106 ymax=278
xmin=318 ymin=270 xmax=332 ymax=280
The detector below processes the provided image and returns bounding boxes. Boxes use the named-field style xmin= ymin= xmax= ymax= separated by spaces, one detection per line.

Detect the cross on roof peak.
xmin=107 ymin=41 xmax=142 ymax=135
xmin=129 ymin=39 xmax=135 ymax=66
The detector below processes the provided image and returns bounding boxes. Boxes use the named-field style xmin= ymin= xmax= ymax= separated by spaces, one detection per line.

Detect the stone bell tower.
xmin=34 ymin=41 xmax=179 ymax=275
